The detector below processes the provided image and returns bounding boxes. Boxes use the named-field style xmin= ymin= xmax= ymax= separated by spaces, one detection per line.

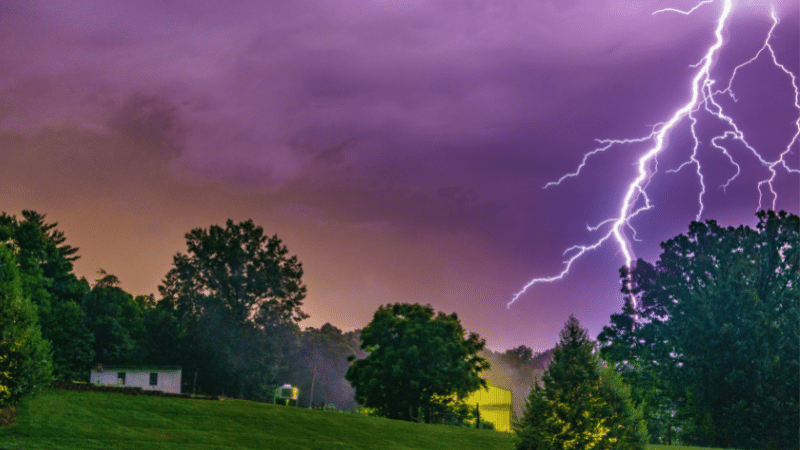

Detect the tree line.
xmin=597 ymin=210 xmax=798 ymax=449
xmin=1 ymin=208 xmax=797 ymax=450
xmin=513 ymin=210 xmax=798 ymax=450
xmin=0 ymin=212 xmax=362 ymax=410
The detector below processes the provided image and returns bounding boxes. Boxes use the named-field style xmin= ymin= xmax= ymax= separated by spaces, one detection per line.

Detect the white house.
xmin=90 ymin=365 xmax=182 ymax=394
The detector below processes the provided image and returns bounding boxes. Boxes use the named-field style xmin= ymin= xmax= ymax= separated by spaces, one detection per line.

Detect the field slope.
xmin=0 ymin=389 xmax=514 ymax=450
xmin=0 ymin=389 xmax=733 ymax=450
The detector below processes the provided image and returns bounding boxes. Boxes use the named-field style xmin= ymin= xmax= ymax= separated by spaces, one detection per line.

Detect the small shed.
xmin=465 ymin=384 xmax=513 ymax=432
xmin=90 ymin=365 xmax=182 ymax=394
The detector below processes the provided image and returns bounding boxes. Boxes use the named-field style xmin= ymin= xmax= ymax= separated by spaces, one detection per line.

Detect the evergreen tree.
xmin=515 ymin=316 xmax=648 ymax=450
xmin=0 ymin=211 xmax=93 ymax=380
xmin=0 ymin=244 xmax=53 ymax=406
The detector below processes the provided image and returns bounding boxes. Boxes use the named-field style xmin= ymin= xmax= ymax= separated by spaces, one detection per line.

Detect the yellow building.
xmin=464 ymin=384 xmax=513 ymax=432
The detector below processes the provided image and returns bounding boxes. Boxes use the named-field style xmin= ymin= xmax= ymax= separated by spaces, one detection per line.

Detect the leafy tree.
xmin=345 ymin=303 xmax=490 ymax=423
xmin=158 ymin=219 xmax=308 ymax=397
xmin=515 ymin=316 xmax=648 ymax=450
xmin=137 ymin=294 xmax=183 ymax=367
xmin=159 ymin=219 xmax=307 ymax=325
xmin=0 ymin=244 xmax=53 ymax=406
xmin=0 ymin=211 xmax=93 ymax=380
xmin=501 ymin=345 xmax=534 ymax=368
xmin=599 ymin=210 xmax=799 ymax=449
xmin=82 ymin=271 xmax=146 ymax=366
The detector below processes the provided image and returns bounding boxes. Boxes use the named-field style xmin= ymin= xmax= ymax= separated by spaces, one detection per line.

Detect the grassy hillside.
xmin=0 ymin=389 xmax=733 ymax=450
xmin=0 ymin=389 xmax=514 ymax=450
xmin=650 ymin=447 xmax=731 ymax=450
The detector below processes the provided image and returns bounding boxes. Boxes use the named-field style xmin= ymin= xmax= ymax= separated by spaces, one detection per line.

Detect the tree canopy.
xmin=0 ymin=243 xmax=52 ymax=406
xmin=0 ymin=211 xmax=93 ymax=381
xmin=82 ymin=271 xmax=145 ymax=366
xmin=515 ymin=316 xmax=648 ymax=450
xmin=158 ymin=219 xmax=308 ymax=398
xmin=346 ymin=303 xmax=489 ymax=423
xmin=599 ymin=210 xmax=799 ymax=449
xmin=159 ymin=219 xmax=307 ymax=325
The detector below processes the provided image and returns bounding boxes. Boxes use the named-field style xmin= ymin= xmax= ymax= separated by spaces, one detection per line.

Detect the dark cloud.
xmin=0 ymin=0 xmax=796 ymax=351
xmin=108 ymin=94 xmax=183 ymax=161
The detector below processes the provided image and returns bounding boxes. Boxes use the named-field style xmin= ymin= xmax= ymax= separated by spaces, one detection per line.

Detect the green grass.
xmin=0 ymin=389 xmax=515 ymax=449
xmin=650 ymin=447 xmax=730 ymax=450
xmin=0 ymin=389 xmax=734 ymax=450
xmin=648 ymin=445 xmax=723 ymax=450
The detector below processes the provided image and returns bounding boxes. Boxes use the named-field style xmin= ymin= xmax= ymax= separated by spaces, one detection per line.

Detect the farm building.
xmin=465 ymin=384 xmax=513 ymax=432
xmin=90 ymin=365 xmax=182 ymax=394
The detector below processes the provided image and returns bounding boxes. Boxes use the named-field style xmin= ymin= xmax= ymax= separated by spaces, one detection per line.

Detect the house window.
xmin=117 ymin=372 xmax=126 ymax=385
xmin=149 ymin=373 xmax=158 ymax=386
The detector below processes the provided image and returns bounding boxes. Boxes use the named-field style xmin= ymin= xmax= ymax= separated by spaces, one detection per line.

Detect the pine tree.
xmin=0 ymin=244 xmax=53 ymax=407
xmin=515 ymin=316 xmax=648 ymax=450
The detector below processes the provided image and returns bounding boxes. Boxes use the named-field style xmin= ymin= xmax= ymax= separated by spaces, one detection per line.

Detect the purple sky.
xmin=2 ymin=0 xmax=798 ymax=352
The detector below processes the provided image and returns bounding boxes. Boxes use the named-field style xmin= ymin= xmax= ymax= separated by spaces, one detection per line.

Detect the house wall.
xmin=464 ymin=384 xmax=513 ymax=432
xmin=90 ymin=369 xmax=182 ymax=394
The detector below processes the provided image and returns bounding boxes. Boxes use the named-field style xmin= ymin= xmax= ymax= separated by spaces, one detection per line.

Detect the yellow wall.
xmin=464 ymin=384 xmax=513 ymax=432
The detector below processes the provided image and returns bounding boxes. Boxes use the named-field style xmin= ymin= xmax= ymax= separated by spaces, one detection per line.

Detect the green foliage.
xmin=137 ymin=294 xmax=183 ymax=367
xmin=157 ymin=219 xmax=308 ymax=398
xmin=515 ymin=316 xmax=648 ymax=450
xmin=0 ymin=244 xmax=53 ymax=406
xmin=43 ymin=298 xmax=95 ymax=381
xmin=422 ymin=394 xmax=482 ymax=427
xmin=0 ymin=211 xmax=94 ymax=380
xmin=82 ymin=271 xmax=146 ymax=366
xmin=346 ymin=303 xmax=490 ymax=423
xmin=599 ymin=210 xmax=799 ymax=449
xmin=159 ymin=219 xmax=307 ymax=325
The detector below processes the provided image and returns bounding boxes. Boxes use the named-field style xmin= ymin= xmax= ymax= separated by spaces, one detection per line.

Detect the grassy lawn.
xmin=0 ymin=389 xmax=734 ymax=450
xmin=0 ymin=389 xmax=515 ymax=450
xmin=650 ymin=447 xmax=730 ymax=450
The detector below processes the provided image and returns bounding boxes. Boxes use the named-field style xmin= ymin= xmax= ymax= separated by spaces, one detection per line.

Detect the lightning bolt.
xmin=508 ymin=0 xmax=800 ymax=309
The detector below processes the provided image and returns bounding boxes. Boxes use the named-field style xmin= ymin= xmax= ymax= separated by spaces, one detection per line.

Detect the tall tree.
xmin=0 ymin=244 xmax=52 ymax=406
xmin=137 ymin=294 xmax=183 ymax=367
xmin=158 ymin=219 xmax=308 ymax=397
xmin=599 ymin=210 xmax=799 ymax=449
xmin=346 ymin=303 xmax=489 ymax=423
xmin=515 ymin=316 xmax=648 ymax=450
xmin=82 ymin=271 xmax=146 ymax=366
xmin=0 ymin=211 xmax=93 ymax=380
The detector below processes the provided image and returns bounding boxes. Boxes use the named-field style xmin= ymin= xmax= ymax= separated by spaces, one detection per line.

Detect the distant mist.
xmin=479 ymin=347 xmax=553 ymax=418
xmin=283 ymin=329 xmax=554 ymax=416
